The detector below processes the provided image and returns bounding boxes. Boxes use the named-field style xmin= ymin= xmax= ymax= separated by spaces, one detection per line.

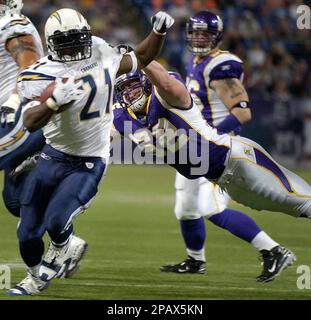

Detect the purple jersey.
xmin=113 ymin=87 xmax=231 ymax=181
xmin=186 ymin=50 xmax=243 ymax=133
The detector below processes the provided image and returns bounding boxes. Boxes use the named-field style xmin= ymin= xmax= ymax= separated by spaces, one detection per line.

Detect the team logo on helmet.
xmin=45 ymin=8 xmax=92 ymax=62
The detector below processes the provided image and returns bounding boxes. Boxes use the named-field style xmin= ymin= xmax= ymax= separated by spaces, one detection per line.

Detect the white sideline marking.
xmin=78 ymin=282 xmax=299 ymax=293
xmin=2 ymin=263 xmax=25 ymax=269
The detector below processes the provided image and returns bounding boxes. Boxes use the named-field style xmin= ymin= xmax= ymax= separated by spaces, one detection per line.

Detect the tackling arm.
xmin=143 ymin=61 xmax=191 ymax=108
xmin=117 ymin=12 xmax=174 ymax=76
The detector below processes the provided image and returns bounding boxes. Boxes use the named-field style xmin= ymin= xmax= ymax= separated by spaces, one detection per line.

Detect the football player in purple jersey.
xmin=160 ymin=11 xmax=285 ymax=281
xmin=112 ymin=60 xmax=311 ymax=282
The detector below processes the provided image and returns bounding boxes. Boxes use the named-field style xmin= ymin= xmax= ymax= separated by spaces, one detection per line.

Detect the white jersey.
xmin=18 ymin=36 xmax=123 ymax=159
xmin=187 ymin=50 xmax=243 ymax=128
xmin=0 ymin=13 xmax=43 ymax=105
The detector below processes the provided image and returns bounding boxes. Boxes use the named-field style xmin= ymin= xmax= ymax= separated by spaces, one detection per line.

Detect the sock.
xmin=19 ymin=238 xmax=45 ymax=267
xmin=186 ymin=248 xmax=206 ymax=262
xmin=27 ymin=264 xmax=40 ymax=278
xmin=180 ymin=217 xmax=206 ymax=262
xmin=251 ymin=231 xmax=279 ymax=251
xmin=209 ymin=209 xmax=261 ymax=243
xmin=48 ymin=224 xmax=73 ymax=247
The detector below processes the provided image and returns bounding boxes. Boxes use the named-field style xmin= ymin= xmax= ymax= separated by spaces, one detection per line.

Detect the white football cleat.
xmin=56 ymin=235 xmax=88 ymax=278
xmin=7 ymin=271 xmax=49 ymax=296
xmin=40 ymin=235 xmax=88 ymax=281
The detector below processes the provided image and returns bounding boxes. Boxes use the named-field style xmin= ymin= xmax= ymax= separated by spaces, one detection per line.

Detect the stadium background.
xmin=1 ymin=0 xmax=311 ymax=300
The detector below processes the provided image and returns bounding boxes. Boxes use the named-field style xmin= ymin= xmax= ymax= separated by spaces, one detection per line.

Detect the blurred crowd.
xmin=23 ymin=0 xmax=311 ymax=99
xmin=132 ymin=0 xmax=311 ymax=101
xmin=23 ymin=0 xmax=140 ymax=47
xmin=19 ymin=0 xmax=311 ymax=162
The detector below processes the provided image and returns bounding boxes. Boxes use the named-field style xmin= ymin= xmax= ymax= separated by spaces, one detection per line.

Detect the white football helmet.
xmin=0 ymin=0 xmax=23 ymax=17
xmin=45 ymin=8 xmax=92 ymax=62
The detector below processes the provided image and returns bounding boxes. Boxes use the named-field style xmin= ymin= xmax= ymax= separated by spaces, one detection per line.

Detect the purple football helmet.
xmin=115 ymin=71 xmax=152 ymax=112
xmin=186 ymin=11 xmax=223 ymax=56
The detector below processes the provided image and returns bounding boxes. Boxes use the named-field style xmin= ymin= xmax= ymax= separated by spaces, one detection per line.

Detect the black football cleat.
xmin=160 ymin=256 xmax=206 ymax=274
xmin=256 ymin=246 xmax=296 ymax=283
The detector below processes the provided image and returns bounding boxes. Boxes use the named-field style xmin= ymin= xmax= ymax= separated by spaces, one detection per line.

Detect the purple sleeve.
xmin=113 ymin=108 xmax=126 ymax=135
xmin=209 ymin=60 xmax=243 ymax=82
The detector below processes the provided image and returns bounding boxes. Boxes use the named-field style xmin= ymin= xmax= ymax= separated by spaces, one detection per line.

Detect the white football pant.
xmin=174 ymin=172 xmax=230 ymax=220
xmin=217 ymin=136 xmax=311 ymax=217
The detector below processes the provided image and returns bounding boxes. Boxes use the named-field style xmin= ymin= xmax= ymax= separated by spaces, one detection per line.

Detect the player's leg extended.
xmin=219 ymin=136 xmax=311 ymax=217
xmin=161 ymin=174 xmax=273 ymax=275
xmin=203 ymin=184 xmax=276 ymax=251
xmin=203 ymin=184 xmax=294 ymax=282
xmin=161 ymin=173 xmax=207 ymax=274
xmin=40 ymin=158 xmax=107 ymax=281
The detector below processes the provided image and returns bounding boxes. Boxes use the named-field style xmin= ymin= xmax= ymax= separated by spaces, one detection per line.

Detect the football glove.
xmin=46 ymin=77 xmax=84 ymax=112
xmin=0 ymin=93 xmax=20 ymax=127
xmin=151 ymin=11 xmax=175 ymax=35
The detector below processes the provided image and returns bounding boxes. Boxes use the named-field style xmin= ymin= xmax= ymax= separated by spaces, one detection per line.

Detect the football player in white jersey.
xmin=0 ymin=0 xmax=43 ymax=210
xmin=7 ymin=8 xmax=174 ymax=296
xmin=161 ymin=11 xmax=285 ymax=282
xmin=0 ymin=0 xmax=87 ymax=281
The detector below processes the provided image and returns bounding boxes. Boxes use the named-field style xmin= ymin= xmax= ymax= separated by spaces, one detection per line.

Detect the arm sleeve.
xmin=112 ymin=108 xmax=126 ymax=136
xmin=96 ymin=37 xmax=123 ymax=79
xmin=209 ymin=60 xmax=244 ymax=82
xmin=17 ymin=71 xmax=56 ymax=102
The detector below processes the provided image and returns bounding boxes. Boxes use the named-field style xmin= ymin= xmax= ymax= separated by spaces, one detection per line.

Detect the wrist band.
xmin=231 ymin=101 xmax=249 ymax=110
xmin=152 ymin=28 xmax=166 ymax=36
xmin=126 ymin=51 xmax=138 ymax=73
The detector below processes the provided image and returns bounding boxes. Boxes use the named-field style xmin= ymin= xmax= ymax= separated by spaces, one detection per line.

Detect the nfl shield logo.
xmin=85 ymin=162 xmax=94 ymax=169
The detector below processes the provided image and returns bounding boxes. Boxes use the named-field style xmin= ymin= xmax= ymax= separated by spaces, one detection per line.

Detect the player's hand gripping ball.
xmin=40 ymin=77 xmax=84 ymax=113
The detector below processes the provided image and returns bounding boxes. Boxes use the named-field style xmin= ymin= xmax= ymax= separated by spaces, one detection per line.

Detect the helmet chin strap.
xmin=129 ymin=95 xmax=148 ymax=113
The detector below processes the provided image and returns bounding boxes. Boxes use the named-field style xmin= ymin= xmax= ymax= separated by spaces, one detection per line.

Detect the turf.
xmin=0 ymin=165 xmax=311 ymax=300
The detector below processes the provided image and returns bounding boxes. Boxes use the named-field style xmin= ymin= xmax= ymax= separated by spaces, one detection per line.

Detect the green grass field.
xmin=1 ymin=164 xmax=311 ymax=300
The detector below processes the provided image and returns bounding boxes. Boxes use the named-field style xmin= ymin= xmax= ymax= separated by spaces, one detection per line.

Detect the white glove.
xmin=46 ymin=77 xmax=84 ymax=112
xmin=0 ymin=93 xmax=20 ymax=126
xmin=151 ymin=11 xmax=175 ymax=35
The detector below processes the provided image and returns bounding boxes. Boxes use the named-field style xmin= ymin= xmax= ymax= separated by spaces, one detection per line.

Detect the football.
xmin=40 ymin=78 xmax=73 ymax=113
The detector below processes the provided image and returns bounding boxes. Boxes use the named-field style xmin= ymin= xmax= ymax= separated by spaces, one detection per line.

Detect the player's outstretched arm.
xmin=117 ymin=12 xmax=174 ymax=76
xmin=0 ymin=35 xmax=42 ymax=125
xmin=210 ymin=78 xmax=251 ymax=132
xmin=143 ymin=61 xmax=191 ymax=108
